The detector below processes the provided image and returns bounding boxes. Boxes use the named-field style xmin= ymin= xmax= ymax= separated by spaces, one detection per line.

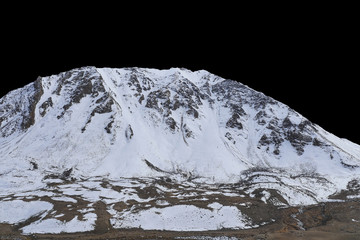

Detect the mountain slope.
xmin=1 ymin=66 xmax=360 ymax=203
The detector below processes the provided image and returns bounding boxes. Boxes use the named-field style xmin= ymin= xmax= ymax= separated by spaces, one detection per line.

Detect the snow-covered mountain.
xmin=1 ymin=66 xmax=360 ymax=200
xmin=1 ymin=66 xmax=360 ymax=235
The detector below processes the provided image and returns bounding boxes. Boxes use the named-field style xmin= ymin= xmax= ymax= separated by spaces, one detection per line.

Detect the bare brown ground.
xmin=1 ymin=223 xmax=359 ymax=240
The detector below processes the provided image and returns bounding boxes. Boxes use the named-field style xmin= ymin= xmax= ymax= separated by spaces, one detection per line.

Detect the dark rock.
xmin=258 ymin=119 xmax=267 ymax=125
xmin=165 ymin=117 xmax=177 ymax=131
xmin=255 ymin=111 xmax=266 ymax=120
xmin=91 ymin=98 xmax=114 ymax=115
xmin=39 ymin=97 xmax=53 ymax=117
xmin=299 ymin=120 xmax=312 ymax=131
xmin=254 ymin=111 xmax=268 ymax=125
xmin=313 ymin=138 xmax=323 ymax=147
xmin=186 ymin=107 xmax=199 ymax=119
xmin=270 ymin=131 xmax=284 ymax=146
xmin=95 ymin=94 xmax=108 ymax=104
xmin=182 ymin=123 xmax=193 ymax=138
xmin=30 ymin=161 xmax=38 ymax=170
xmin=226 ymin=113 xmax=243 ymax=130
xmin=129 ymin=74 xmax=142 ymax=94
xmin=225 ymin=132 xmax=233 ymax=141
xmin=286 ymin=130 xmax=313 ymax=155
xmin=53 ymin=71 xmax=71 ymax=95
xmin=105 ymin=116 xmax=115 ymax=134
xmin=61 ymin=168 xmax=73 ymax=180
xmin=232 ymin=105 xmax=246 ymax=116
xmin=341 ymin=160 xmax=359 ymax=169
xmin=71 ymin=77 xmax=93 ymax=104
xmin=254 ymin=99 xmax=267 ymax=109
xmin=225 ymin=132 xmax=236 ymax=144
xmin=282 ymin=117 xmax=293 ymax=128
xmin=347 ymin=179 xmax=360 ymax=192
xmin=266 ymin=119 xmax=281 ymax=132
xmin=138 ymin=94 xmax=145 ymax=104
xmin=21 ymin=78 xmax=44 ymax=130
xmin=143 ymin=159 xmax=168 ymax=173
xmin=145 ymin=91 xmax=160 ymax=110
xmin=273 ymin=149 xmax=280 ymax=155
xmin=258 ymin=131 xmax=283 ymax=155
xmin=259 ymin=134 xmax=271 ymax=146
xmin=43 ymin=168 xmax=74 ymax=181
xmin=137 ymin=186 xmax=162 ymax=199
xmin=141 ymin=77 xmax=154 ymax=91
xmin=171 ymin=99 xmax=181 ymax=111
xmin=125 ymin=124 xmax=134 ymax=140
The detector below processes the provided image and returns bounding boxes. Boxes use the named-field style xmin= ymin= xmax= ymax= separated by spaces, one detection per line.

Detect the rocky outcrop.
xmin=0 ymin=77 xmax=44 ymax=137
xmin=21 ymin=78 xmax=44 ymax=130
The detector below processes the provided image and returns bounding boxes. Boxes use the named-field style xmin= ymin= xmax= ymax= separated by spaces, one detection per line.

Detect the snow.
xmin=51 ymin=196 xmax=78 ymax=203
xmin=208 ymin=202 xmax=223 ymax=210
xmin=261 ymin=190 xmax=271 ymax=203
xmin=347 ymin=194 xmax=360 ymax=199
xmin=21 ymin=213 xmax=97 ymax=234
xmin=112 ymin=205 xmax=253 ymax=231
xmin=0 ymin=200 xmax=53 ymax=224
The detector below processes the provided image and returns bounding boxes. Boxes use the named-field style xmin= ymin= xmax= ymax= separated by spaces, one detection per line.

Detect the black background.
xmin=1 ymin=4 xmax=359 ymax=144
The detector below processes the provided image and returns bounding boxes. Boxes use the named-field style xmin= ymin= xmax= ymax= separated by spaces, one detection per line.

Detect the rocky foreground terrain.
xmin=0 ymin=177 xmax=359 ymax=239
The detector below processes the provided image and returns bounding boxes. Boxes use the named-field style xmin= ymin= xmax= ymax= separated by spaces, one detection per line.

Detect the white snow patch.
xmin=112 ymin=205 xmax=253 ymax=231
xmin=261 ymin=190 xmax=271 ymax=203
xmin=51 ymin=196 xmax=78 ymax=203
xmin=21 ymin=213 xmax=97 ymax=234
xmin=0 ymin=200 xmax=53 ymax=224
xmin=208 ymin=202 xmax=223 ymax=210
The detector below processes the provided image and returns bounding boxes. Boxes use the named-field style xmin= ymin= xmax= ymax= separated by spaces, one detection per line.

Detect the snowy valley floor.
xmin=0 ymin=176 xmax=359 ymax=239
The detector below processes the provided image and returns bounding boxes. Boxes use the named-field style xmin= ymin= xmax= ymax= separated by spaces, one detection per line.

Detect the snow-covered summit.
xmin=1 ymin=66 xmax=359 ymax=195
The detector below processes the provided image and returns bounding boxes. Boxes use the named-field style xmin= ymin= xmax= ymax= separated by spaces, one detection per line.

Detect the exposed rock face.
xmin=0 ymin=77 xmax=44 ymax=137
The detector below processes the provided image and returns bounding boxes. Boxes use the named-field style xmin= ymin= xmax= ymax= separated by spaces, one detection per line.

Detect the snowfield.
xmin=0 ymin=200 xmax=53 ymax=224
xmin=111 ymin=204 xmax=253 ymax=231
xmin=21 ymin=213 xmax=97 ymax=234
